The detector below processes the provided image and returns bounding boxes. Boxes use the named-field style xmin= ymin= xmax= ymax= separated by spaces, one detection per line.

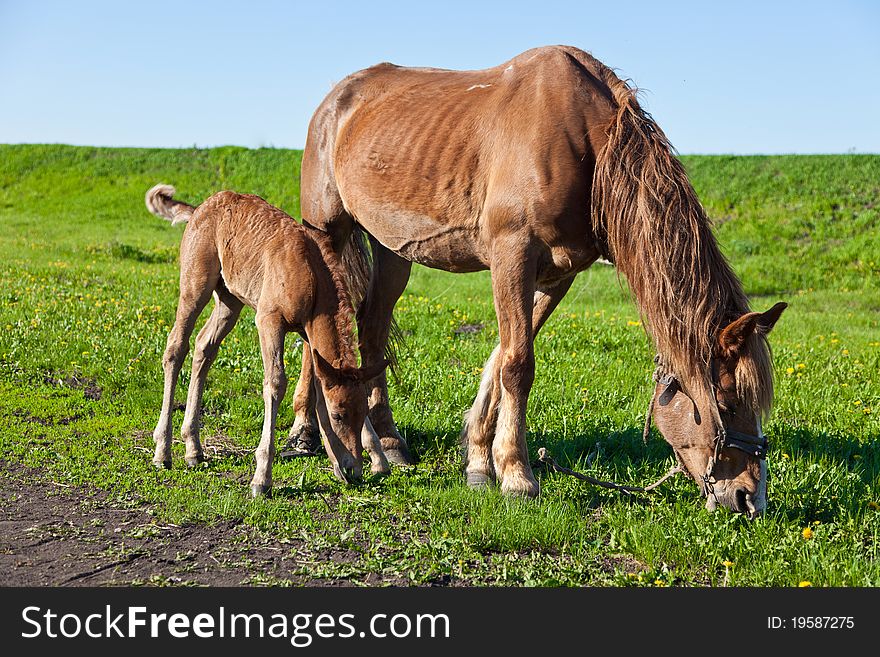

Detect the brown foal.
xmin=145 ymin=184 xmax=389 ymax=497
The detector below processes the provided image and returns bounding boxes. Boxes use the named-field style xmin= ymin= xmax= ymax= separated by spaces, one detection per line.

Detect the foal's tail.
xmin=145 ymin=184 xmax=196 ymax=225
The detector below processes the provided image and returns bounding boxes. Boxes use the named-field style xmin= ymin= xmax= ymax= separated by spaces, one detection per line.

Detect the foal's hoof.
xmin=384 ymin=449 xmax=414 ymax=466
xmin=250 ymin=484 xmax=272 ymax=498
xmin=370 ymin=462 xmax=392 ymax=476
xmin=152 ymin=459 xmax=172 ymax=470
xmin=286 ymin=425 xmax=321 ymax=455
xmin=381 ymin=439 xmax=415 ymax=466
xmin=185 ymin=455 xmax=206 ymax=468
xmin=466 ymin=472 xmax=492 ymax=489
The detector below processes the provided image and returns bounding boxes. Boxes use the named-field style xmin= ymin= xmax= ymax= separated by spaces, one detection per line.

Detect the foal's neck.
xmin=301 ymin=243 xmax=358 ymax=370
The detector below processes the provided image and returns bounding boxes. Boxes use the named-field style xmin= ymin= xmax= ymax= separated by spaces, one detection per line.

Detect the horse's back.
xmin=301 ymin=46 xmax=619 ymax=273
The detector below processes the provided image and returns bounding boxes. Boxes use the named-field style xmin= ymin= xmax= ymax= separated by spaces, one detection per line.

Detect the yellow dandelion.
xmin=799 ymin=581 xmax=812 ymax=587
xmin=802 ymin=527 xmax=813 ymax=540
xmin=722 ymin=560 xmax=734 ymax=568
xmin=654 ymin=579 xmax=665 ymax=587
xmin=852 ymin=454 xmax=862 ymax=460
xmin=786 ymin=367 xmax=795 ymax=375
xmin=797 ymin=363 xmax=805 ymax=369
xmin=853 ymin=400 xmax=862 ymax=405
xmin=842 ymin=349 xmax=849 ymax=355
xmin=867 ymin=501 xmax=879 ymax=511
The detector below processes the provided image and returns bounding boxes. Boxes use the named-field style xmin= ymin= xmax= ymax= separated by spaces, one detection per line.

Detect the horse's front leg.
xmin=487 ymin=241 xmax=540 ymax=497
xmin=463 ymin=276 xmax=575 ymax=489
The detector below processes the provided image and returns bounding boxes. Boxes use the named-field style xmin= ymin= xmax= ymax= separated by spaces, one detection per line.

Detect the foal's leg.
xmin=251 ymin=311 xmax=287 ymax=497
xmin=286 ymin=344 xmax=320 ymax=454
xmin=357 ymin=240 xmax=413 ymax=464
xmin=362 ymin=417 xmax=391 ymax=475
xmin=179 ymin=287 xmax=243 ymax=466
xmin=463 ymin=276 xmax=575 ymax=487
xmin=152 ymin=250 xmax=219 ymax=468
xmin=489 ymin=241 xmax=540 ymax=496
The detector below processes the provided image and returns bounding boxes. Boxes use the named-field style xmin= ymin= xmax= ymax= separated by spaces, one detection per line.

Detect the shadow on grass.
xmin=398 ymin=419 xmax=879 ymax=523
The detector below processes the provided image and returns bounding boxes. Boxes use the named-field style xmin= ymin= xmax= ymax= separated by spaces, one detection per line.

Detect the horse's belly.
xmin=357 ymin=209 xmax=488 ymax=273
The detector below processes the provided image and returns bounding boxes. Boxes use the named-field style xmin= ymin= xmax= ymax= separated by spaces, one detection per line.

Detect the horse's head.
xmin=651 ymin=302 xmax=787 ymax=518
xmin=312 ymin=350 xmax=390 ymax=484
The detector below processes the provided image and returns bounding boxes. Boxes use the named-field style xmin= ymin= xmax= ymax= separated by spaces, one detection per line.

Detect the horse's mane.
xmin=587 ymin=54 xmax=773 ymax=416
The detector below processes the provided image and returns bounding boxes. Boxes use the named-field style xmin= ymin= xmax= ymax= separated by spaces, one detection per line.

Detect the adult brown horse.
xmin=289 ymin=45 xmax=787 ymax=516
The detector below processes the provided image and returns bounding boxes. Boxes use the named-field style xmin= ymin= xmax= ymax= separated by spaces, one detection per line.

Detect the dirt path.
xmin=0 ymin=460 xmax=406 ymax=587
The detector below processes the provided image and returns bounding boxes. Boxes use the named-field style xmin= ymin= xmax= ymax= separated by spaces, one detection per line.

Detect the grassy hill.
xmin=1 ymin=144 xmax=878 ymax=586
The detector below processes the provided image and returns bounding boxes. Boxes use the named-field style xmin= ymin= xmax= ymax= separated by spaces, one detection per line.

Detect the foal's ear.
xmin=718 ymin=301 xmax=788 ymax=355
xmin=311 ymin=349 xmax=336 ymax=382
xmin=358 ymin=359 xmax=390 ymax=383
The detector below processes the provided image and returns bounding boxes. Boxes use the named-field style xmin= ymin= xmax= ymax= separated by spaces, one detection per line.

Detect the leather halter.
xmin=649 ymin=356 xmax=768 ymax=494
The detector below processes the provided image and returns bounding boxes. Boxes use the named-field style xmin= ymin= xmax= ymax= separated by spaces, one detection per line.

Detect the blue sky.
xmin=1 ymin=0 xmax=878 ymax=154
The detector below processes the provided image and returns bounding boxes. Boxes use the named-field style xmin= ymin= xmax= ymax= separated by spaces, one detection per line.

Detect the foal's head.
xmin=312 ymin=350 xmax=389 ymax=483
xmin=651 ymin=302 xmax=786 ymax=518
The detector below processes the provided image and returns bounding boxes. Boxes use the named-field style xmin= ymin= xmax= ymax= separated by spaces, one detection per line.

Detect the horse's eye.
xmin=331 ymin=411 xmax=345 ymax=422
xmin=718 ymin=401 xmax=735 ymax=415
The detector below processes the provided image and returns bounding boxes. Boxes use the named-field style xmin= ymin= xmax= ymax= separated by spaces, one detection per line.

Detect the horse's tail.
xmin=341 ymin=226 xmax=404 ymax=373
xmin=145 ymin=184 xmax=196 ymax=225
xmin=590 ymin=74 xmax=747 ymax=386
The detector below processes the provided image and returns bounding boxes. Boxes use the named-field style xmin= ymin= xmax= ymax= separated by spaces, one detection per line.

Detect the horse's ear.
xmin=756 ymin=301 xmax=787 ymax=335
xmin=718 ymin=313 xmax=761 ymax=355
xmin=718 ymin=302 xmax=788 ymax=355
xmin=358 ymin=359 xmax=390 ymax=383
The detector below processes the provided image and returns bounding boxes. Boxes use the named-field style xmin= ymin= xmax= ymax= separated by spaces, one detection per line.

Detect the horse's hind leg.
xmin=358 ymin=239 xmax=413 ymax=464
xmin=152 ymin=237 xmax=219 ymax=468
xmin=179 ymin=286 xmax=243 ymax=466
xmin=464 ymin=276 xmax=575 ymax=489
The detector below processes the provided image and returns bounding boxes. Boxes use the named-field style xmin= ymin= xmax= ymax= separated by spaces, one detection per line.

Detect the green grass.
xmin=1 ymin=144 xmax=878 ymax=586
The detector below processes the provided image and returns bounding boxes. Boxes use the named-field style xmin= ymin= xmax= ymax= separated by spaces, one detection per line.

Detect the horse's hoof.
xmin=500 ymin=476 xmax=540 ymax=498
xmin=185 ymin=455 xmax=205 ymax=468
xmin=466 ymin=472 xmax=492 ymax=489
xmin=371 ymin=462 xmax=392 ymax=476
xmin=152 ymin=460 xmax=172 ymax=470
xmin=250 ymin=484 xmax=272 ymax=498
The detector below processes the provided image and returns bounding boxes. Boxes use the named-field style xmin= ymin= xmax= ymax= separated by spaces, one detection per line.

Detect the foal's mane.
xmin=586 ymin=54 xmax=773 ymax=416
xmin=301 ymin=227 xmax=359 ymax=370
